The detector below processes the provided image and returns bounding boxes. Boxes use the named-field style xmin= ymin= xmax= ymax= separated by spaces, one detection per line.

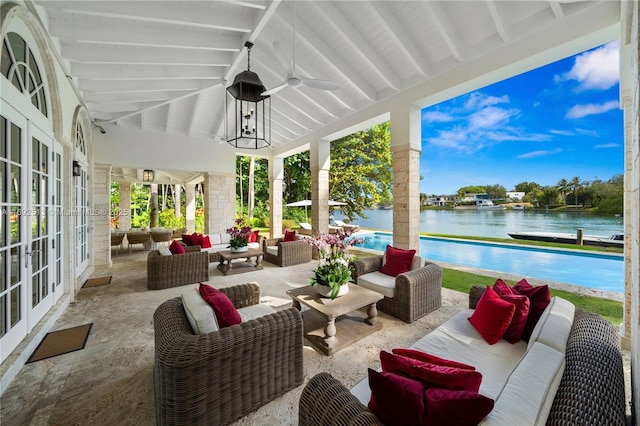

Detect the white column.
xmin=310 ymin=139 xmax=331 ymax=235
xmin=269 ymin=157 xmax=284 ymax=238
xmin=185 ymin=184 xmax=196 ymax=233
xmin=390 ymin=104 xmax=422 ymax=251
xmin=203 ymin=172 xmax=236 ymax=234
xmin=174 ymin=184 xmax=182 ymax=219
xmin=92 ymin=163 xmax=112 ymax=269
xmin=118 ymin=182 xmax=131 ymax=231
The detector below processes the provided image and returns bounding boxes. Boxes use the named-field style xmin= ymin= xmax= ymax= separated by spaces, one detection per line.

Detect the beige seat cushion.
xmin=237 ymin=304 xmax=277 ymax=322
xmin=266 ymin=245 xmax=279 ymax=256
xmin=182 ymin=288 xmax=219 ymax=334
xmin=357 ymin=271 xmax=396 ymax=298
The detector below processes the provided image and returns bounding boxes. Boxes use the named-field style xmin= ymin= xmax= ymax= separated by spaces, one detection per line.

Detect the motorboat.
xmin=508 ymin=231 xmax=624 ymax=248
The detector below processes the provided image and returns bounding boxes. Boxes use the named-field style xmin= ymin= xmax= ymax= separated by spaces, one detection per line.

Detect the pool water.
xmin=354 ymin=233 xmax=623 ymax=293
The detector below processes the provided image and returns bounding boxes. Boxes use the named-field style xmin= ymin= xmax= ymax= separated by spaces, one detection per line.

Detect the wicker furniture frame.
xmin=298 ymin=286 xmax=627 ymax=426
xmin=110 ymin=233 xmax=124 ymax=256
xmin=154 ymin=283 xmax=304 ymax=426
xmin=350 ymin=255 xmax=442 ymax=323
xmin=126 ymin=231 xmax=150 ymax=253
xmin=147 ymin=246 xmax=209 ymax=290
xmin=262 ymin=237 xmax=312 ymax=267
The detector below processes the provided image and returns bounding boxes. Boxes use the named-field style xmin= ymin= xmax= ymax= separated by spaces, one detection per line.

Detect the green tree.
xmin=556 ymin=178 xmax=569 ymax=206
xmin=456 ymin=186 xmax=486 ymax=199
xmin=330 ymin=122 xmax=393 ymax=220
xmin=485 ymin=184 xmax=506 ymax=200
xmin=569 ymin=176 xmax=582 ymax=206
xmin=538 ymin=186 xmax=560 ymax=207
xmin=515 ymin=181 xmax=540 ymax=194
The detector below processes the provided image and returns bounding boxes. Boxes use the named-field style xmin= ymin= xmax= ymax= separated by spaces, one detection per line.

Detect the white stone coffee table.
xmin=287 ymin=283 xmax=383 ymax=355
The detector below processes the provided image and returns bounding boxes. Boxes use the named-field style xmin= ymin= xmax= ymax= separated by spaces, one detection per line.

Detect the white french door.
xmin=0 ymin=102 xmax=57 ymax=362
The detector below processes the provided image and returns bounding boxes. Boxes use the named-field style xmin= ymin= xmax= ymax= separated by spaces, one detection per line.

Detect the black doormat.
xmin=26 ymin=323 xmax=93 ymax=363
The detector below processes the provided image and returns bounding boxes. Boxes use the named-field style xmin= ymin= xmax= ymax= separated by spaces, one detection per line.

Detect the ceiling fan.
xmin=261 ymin=3 xmax=339 ymax=96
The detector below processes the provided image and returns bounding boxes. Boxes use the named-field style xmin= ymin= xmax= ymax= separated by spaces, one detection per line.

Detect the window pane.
xmin=1 ymin=294 xmax=6 ymax=337
xmin=0 ymin=250 xmax=5 ymax=291
xmin=32 ymin=274 xmax=38 ymax=307
xmin=8 ymin=33 xmax=25 ymax=65
xmin=0 ymin=206 xmax=5 ymax=245
xmin=32 ymin=138 xmax=39 ymax=170
xmin=10 ymin=207 xmax=20 ymax=245
xmin=10 ymin=284 xmax=20 ymax=327
xmin=0 ymin=161 xmax=4 ymax=203
xmin=41 ymin=208 xmax=47 ymax=235
xmin=31 ymin=171 xmax=38 ymax=207
xmin=1 ymin=40 xmax=12 ymax=78
xmin=10 ymin=164 xmax=20 ymax=203
xmin=41 ymin=268 xmax=48 ymax=298
xmin=29 ymin=50 xmax=42 ymax=85
xmin=10 ymin=123 xmax=20 ymax=163
xmin=41 ymin=145 xmax=48 ymax=174
xmin=1 ymin=116 xmax=6 ymax=158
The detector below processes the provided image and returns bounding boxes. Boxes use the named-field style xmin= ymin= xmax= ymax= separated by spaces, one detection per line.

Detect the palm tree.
xmin=570 ymin=176 xmax=582 ymax=207
xmin=557 ymin=178 xmax=569 ymax=206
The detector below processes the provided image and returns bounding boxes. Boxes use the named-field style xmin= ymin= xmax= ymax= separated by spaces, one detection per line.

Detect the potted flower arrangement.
xmin=305 ymin=230 xmax=365 ymax=299
xmin=226 ymin=218 xmax=252 ymax=252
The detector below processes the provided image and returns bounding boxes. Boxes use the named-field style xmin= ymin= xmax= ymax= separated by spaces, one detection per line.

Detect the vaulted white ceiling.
xmin=30 ymin=0 xmax=621 ymax=182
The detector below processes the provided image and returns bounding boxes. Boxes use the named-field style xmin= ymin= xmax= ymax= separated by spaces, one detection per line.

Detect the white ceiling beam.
xmin=62 ymin=45 xmax=233 ymax=67
xmin=87 ymin=102 xmax=144 ymax=114
xmin=272 ymin=96 xmax=324 ymax=125
xmin=48 ymin=21 xmax=242 ymax=51
xmin=549 ymin=2 xmax=565 ymax=19
xmin=220 ymin=1 xmax=267 ymax=11
xmin=365 ymin=1 xmax=430 ymax=78
xmin=187 ymin=93 xmax=203 ymax=138
xmin=486 ymin=0 xmax=511 ymax=43
xmin=78 ymin=79 xmax=207 ymax=93
xmin=140 ymin=109 xmax=149 ymax=132
xmin=70 ymin=63 xmax=224 ymax=80
xmin=305 ymin=2 xmax=400 ymax=91
xmin=421 ymin=1 xmax=465 ymax=62
xmin=83 ymin=91 xmax=185 ymax=104
xmin=165 ymin=102 xmax=174 ymax=134
xmin=270 ymin=105 xmax=313 ymax=132
xmin=43 ymin=1 xmax=253 ymax=32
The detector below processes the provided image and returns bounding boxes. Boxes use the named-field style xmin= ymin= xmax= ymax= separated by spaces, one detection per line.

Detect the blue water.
xmin=355 ymin=232 xmax=623 ymax=293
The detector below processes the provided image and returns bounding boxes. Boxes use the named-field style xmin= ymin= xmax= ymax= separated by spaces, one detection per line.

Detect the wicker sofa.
xmin=154 ymin=283 xmax=304 ymax=426
xmin=147 ymin=245 xmax=209 ymax=290
xmin=298 ymin=285 xmax=627 ymax=426
xmin=351 ymin=255 xmax=442 ymax=323
xmin=262 ymin=237 xmax=313 ymax=267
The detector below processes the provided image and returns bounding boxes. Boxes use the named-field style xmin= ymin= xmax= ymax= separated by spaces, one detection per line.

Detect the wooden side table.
xmin=216 ymin=248 xmax=264 ymax=276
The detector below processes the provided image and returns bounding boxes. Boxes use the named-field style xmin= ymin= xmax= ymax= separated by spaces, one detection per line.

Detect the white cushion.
xmin=266 ymin=245 xmax=279 ymax=256
xmin=527 ymin=297 xmax=575 ymax=353
xmin=158 ymin=246 xmax=172 ymax=256
xmin=481 ymin=342 xmax=565 ymax=425
xmin=209 ymin=234 xmax=221 ymax=245
xmin=237 ymin=304 xmax=277 ymax=322
xmin=247 ymin=242 xmax=260 ymax=249
xmin=357 ymin=271 xmax=395 ymax=298
xmin=182 ymin=288 xmax=219 ymax=334
xmin=409 ymin=255 xmax=425 ymax=270
xmin=221 ymin=234 xmax=231 ymax=244
xmin=299 ymin=222 xmax=312 ymax=230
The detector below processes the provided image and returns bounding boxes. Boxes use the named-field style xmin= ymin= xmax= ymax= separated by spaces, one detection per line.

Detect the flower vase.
xmin=315 ymin=283 xmax=349 ymax=298
xmin=231 ymin=246 xmax=248 ymax=253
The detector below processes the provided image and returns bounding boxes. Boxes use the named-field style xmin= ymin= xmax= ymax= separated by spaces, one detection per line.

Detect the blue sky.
xmin=420 ymin=41 xmax=622 ymax=196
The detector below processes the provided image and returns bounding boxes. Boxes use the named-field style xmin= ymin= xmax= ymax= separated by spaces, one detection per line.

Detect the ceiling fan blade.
xmin=272 ymin=41 xmax=294 ymax=74
xmin=261 ymin=80 xmax=289 ymax=96
xmin=300 ymin=78 xmax=339 ymax=91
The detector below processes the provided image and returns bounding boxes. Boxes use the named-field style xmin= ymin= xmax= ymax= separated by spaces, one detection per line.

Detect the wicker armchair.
xmin=154 ymin=283 xmax=304 ymax=426
xmin=151 ymin=230 xmax=173 ymax=247
xmin=350 ymin=255 xmax=442 ymax=323
xmin=147 ymin=246 xmax=209 ymax=290
xmin=126 ymin=231 xmax=150 ymax=253
xmin=262 ymin=237 xmax=312 ymax=267
xmin=110 ymin=233 xmax=124 ymax=256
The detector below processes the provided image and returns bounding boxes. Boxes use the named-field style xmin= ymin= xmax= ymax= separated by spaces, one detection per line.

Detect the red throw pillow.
xmin=513 ymin=279 xmax=551 ymax=341
xmin=181 ymin=234 xmax=193 ymax=246
xmin=200 ymin=235 xmax=212 ymax=248
xmin=368 ymin=369 xmax=426 ymax=426
xmin=424 ymin=387 xmax=495 ymax=425
xmin=379 ymin=245 xmax=416 ymax=277
xmin=248 ymin=230 xmax=259 ymax=243
xmin=468 ymin=286 xmax=516 ymax=344
xmin=492 ymin=279 xmax=530 ymax=343
xmin=190 ymin=233 xmax=202 ymax=247
xmin=391 ymin=348 xmax=476 ymax=371
xmin=380 ymin=351 xmax=482 ymax=392
xmin=169 ymin=240 xmax=185 ymax=255
xmin=283 ymin=230 xmax=296 ymax=242
xmin=198 ymin=283 xmax=241 ymax=328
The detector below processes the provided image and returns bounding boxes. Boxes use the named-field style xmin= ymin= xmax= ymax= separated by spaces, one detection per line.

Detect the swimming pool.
xmin=354 ymin=233 xmax=624 ymax=293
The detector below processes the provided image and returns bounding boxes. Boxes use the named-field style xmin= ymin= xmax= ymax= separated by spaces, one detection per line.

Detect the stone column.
xmin=310 ymin=139 xmax=331 ymax=235
xmin=269 ymin=157 xmax=284 ymax=238
xmin=390 ymin=104 xmax=422 ymax=251
xmin=203 ymin=173 xmax=236 ymax=234
xmin=174 ymin=184 xmax=182 ymax=220
xmin=185 ymin=184 xmax=196 ymax=233
xmin=150 ymin=183 xmax=159 ymax=228
xmin=92 ymin=163 xmax=112 ymax=269
xmin=118 ymin=182 xmax=131 ymax=231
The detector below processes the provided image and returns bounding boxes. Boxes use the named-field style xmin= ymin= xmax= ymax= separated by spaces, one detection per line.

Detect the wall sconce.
xmin=72 ymin=160 xmax=81 ymax=177
xmin=143 ymin=169 xmax=154 ymax=182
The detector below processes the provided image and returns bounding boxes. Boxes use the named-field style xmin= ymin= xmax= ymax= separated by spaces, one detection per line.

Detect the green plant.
xmin=226 ymin=218 xmax=252 ymax=249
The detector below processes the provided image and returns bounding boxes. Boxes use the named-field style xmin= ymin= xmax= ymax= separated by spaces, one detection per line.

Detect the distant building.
xmin=461 ymin=193 xmax=490 ymax=202
xmin=426 ymin=196 xmax=450 ymax=206
xmin=507 ymin=191 xmax=525 ymax=201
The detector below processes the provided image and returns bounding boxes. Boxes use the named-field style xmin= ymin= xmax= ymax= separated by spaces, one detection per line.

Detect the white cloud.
xmin=517 ymin=149 xmax=561 ymax=159
xmin=550 ymin=129 xmax=575 ymax=136
xmin=464 ymin=93 xmax=509 ymax=109
xmin=422 ymin=111 xmax=455 ymax=123
xmin=594 ymin=143 xmax=621 ymax=149
xmin=560 ymin=41 xmax=619 ymax=91
xmin=566 ymin=100 xmax=619 ymax=119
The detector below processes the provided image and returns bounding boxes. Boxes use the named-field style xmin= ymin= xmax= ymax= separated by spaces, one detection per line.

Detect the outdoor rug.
xmin=83 ymin=276 xmax=112 ymax=288
xmin=26 ymin=324 xmax=93 ymax=363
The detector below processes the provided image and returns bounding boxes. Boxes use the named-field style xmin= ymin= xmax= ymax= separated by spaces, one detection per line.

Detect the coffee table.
xmin=286 ymin=283 xmax=383 ymax=355
xmin=216 ymin=248 xmax=264 ymax=276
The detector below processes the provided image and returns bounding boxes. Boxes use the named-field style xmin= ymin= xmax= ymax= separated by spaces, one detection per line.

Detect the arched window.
xmin=76 ymin=121 xmax=86 ymax=156
xmin=1 ymin=32 xmax=48 ymax=117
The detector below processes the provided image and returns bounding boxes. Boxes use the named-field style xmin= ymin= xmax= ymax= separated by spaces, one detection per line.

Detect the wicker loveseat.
xmin=298 ymin=285 xmax=627 ymax=426
xmin=351 ymin=255 xmax=442 ymax=323
xmin=147 ymin=245 xmax=209 ymax=290
xmin=154 ymin=283 xmax=304 ymax=426
xmin=262 ymin=237 xmax=312 ymax=267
